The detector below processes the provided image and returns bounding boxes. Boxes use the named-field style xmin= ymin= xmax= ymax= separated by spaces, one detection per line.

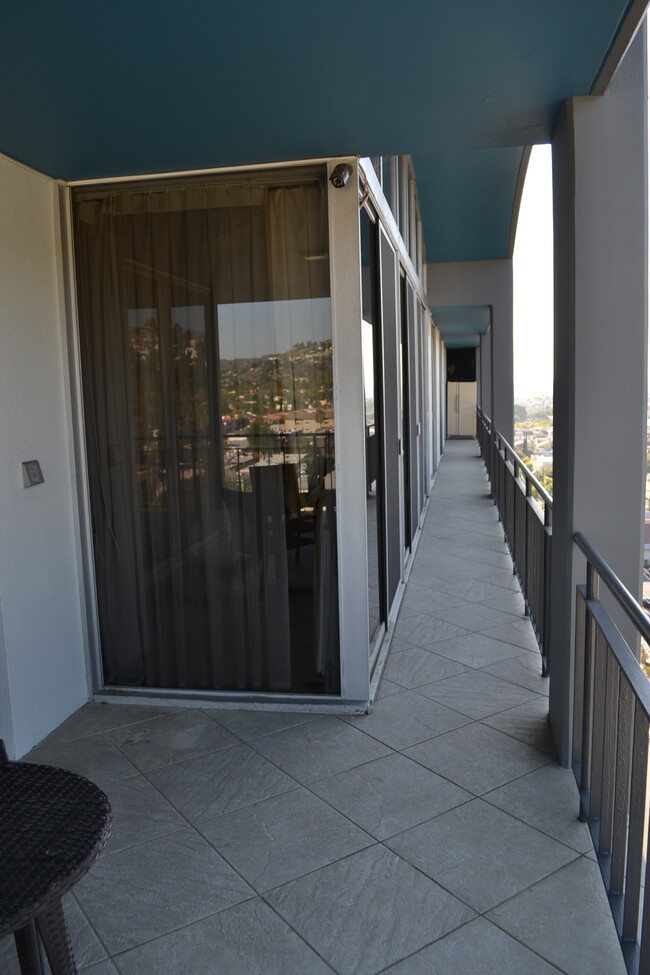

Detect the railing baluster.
xmin=573 ymin=588 xmax=587 ymax=771
xmin=623 ymin=701 xmax=649 ymax=943
xmin=579 ymin=567 xmax=598 ymax=821
xmin=599 ymin=647 xmax=620 ymax=859
xmin=590 ymin=625 xmax=608 ymax=831
xmin=611 ymin=675 xmax=633 ymax=899
xmin=523 ymin=468 xmax=530 ymax=594
xmin=511 ymin=455 xmax=518 ymax=564
xmin=542 ymin=516 xmax=551 ymax=674
xmin=637 ymin=822 xmax=650 ymax=974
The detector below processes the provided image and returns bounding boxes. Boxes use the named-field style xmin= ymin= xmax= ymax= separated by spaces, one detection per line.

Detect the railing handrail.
xmin=573 ymin=529 xmax=650 ymax=666
xmin=480 ymin=410 xmax=650 ymax=973
xmin=501 ymin=436 xmax=553 ymax=510
xmin=477 ymin=407 xmax=553 ymax=510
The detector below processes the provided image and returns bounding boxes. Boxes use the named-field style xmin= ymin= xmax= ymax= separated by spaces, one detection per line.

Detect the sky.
xmin=217 ymin=298 xmax=331 ymax=360
xmin=512 ymin=144 xmax=554 ymax=401
xmin=128 ymin=299 xmax=332 ymax=360
xmin=513 ymin=106 xmax=650 ymax=403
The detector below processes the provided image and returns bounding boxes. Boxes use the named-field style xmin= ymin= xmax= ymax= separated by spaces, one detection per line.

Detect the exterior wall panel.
xmin=0 ymin=154 xmax=88 ymax=757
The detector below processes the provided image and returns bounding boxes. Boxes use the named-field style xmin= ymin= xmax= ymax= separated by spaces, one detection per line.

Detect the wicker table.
xmin=0 ymin=761 xmax=111 ymax=975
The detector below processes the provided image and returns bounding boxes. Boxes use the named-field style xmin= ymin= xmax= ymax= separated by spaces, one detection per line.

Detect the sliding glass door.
xmin=73 ymin=166 xmax=339 ymax=695
xmin=379 ymin=228 xmax=402 ymax=613
xmin=360 ymin=208 xmax=385 ymax=645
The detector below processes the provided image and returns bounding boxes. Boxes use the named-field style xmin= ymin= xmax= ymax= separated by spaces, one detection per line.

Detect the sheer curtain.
xmin=74 ymin=168 xmax=339 ymax=694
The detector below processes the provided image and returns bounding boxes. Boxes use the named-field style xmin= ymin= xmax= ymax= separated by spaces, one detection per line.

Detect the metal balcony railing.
xmin=572 ymin=533 xmax=650 ymax=975
xmin=477 ymin=407 xmax=650 ymax=973
xmin=476 ymin=407 xmax=551 ymax=674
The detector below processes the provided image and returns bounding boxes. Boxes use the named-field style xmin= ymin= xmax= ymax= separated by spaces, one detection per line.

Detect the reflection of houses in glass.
xmin=266 ymin=409 xmax=335 ymax=434
xmin=218 ymin=335 xmax=334 ymax=493
xmin=127 ymin=318 xmax=337 ymax=504
xmin=219 ymin=339 xmax=334 ymax=421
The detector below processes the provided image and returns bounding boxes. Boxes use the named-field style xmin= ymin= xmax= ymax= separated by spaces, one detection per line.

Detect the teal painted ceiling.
xmin=432 ymin=305 xmax=492 ymax=347
xmin=432 ymin=306 xmax=491 ymax=331
xmin=0 ymin=0 xmax=636 ymax=263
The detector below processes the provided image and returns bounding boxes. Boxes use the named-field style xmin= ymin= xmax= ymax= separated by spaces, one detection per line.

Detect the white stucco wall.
xmin=426 ymin=259 xmax=514 ymax=443
xmin=0 ymin=154 xmax=89 ymax=758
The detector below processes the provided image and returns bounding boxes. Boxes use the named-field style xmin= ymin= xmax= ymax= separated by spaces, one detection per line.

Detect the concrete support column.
xmin=549 ymin=25 xmax=648 ymax=766
xmin=329 ymin=159 xmax=370 ymax=703
xmin=490 ymin=267 xmax=513 ymax=443
xmin=478 ymin=325 xmax=493 ymax=419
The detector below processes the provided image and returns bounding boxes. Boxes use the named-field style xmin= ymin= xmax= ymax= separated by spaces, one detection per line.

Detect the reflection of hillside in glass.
xmin=128 ymin=313 xmax=167 ymax=509
xmin=129 ymin=310 xmax=215 ymax=510
xmin=127 ymin=304 xmax=335 ymax=504
xmin=219 ymin=339 xmax=334 ymax=425
xmin=218 ymin=296 xmax=333 ymax=426
xmin=219 ymin=324 xmax=334 ymax=496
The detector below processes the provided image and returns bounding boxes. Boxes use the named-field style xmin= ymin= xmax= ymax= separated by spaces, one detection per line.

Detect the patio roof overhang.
xmin=0 ymin=1 xmax=642 ymax=286
xmin=431 ymin=304 xmax=491 ymax=348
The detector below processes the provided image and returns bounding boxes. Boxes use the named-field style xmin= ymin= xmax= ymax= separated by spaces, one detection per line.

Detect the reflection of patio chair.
xmin=281 ymin=463 xmax=318 ymax=559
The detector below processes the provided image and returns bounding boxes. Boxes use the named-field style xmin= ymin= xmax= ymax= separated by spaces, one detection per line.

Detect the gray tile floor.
xmin=2 ymin=441 xmax=626 ymax=975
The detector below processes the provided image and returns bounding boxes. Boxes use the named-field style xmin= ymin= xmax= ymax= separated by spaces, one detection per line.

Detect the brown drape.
xmin=74 ymin=170 xmax=339 ymax=694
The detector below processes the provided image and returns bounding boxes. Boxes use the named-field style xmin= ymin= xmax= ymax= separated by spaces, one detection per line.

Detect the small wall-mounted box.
xmin=22 ymin=459 xmax=44 ymax=488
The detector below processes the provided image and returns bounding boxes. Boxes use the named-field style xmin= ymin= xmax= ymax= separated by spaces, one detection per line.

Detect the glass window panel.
xmin=73 ymin=167 xmax=339 ymax=695
xmin=360 ymin=209 xmax=385 ymax=645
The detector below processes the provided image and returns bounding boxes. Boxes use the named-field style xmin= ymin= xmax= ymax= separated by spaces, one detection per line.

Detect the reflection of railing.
xmin=135 ymin=436 xmax=167 ymax=507
xmin=223 ymin=431 xmax=334 ymax=493
xmin=135 ymin=436 xmax=213 ymax=507
xmin=572 ymin=532 xmax=650 ymax=975
xmin=135 ymin=432 xmax=335 ymax=501
xmin=477 ymin=407 xmax=552 ymax=673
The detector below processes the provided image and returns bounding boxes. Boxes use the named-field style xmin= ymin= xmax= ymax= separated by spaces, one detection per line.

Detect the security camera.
xmin=330 ymin=163 xmax=353 ymax=188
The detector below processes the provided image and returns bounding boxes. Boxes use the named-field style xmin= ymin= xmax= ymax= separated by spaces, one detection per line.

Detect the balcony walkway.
xmin=2 ymin=440 xmax=625 ymax=975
